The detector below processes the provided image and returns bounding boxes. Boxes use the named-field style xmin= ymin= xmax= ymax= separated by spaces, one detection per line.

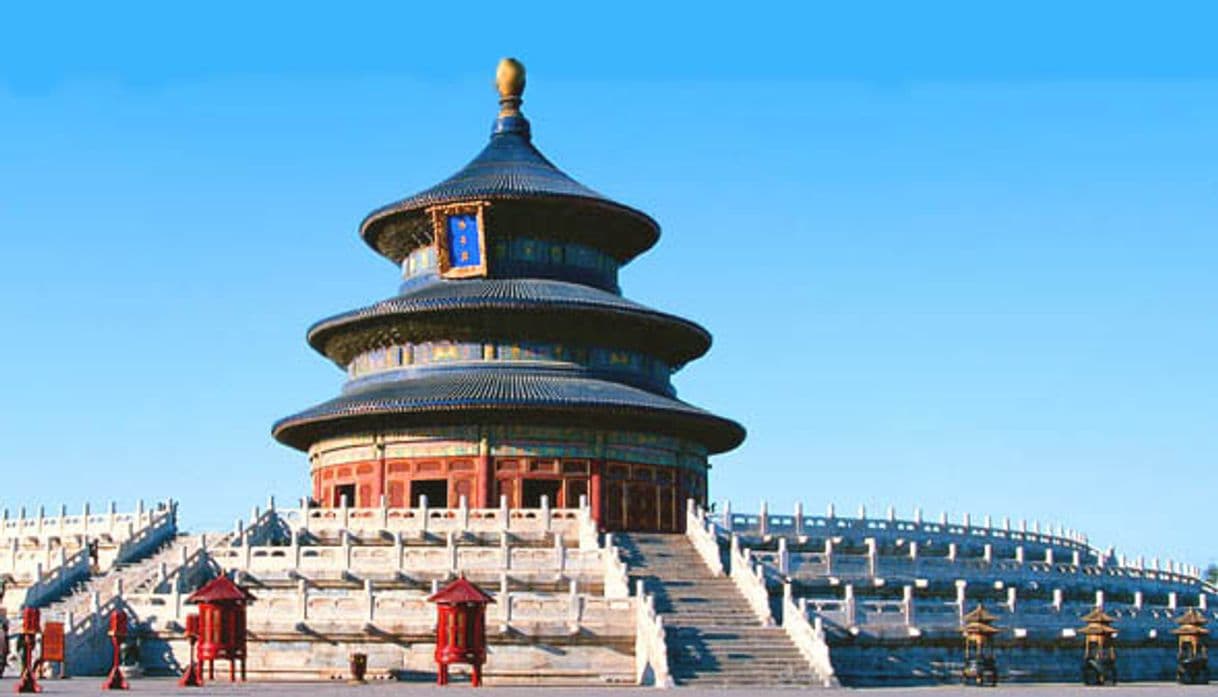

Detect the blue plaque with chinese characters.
xmin=446 ymin=214 xmax=482 ymax=269
xmin=431 ymin=203 xmax=489 ymax=278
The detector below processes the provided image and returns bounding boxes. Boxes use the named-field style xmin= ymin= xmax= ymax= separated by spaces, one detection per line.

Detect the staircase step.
xmin=617 ymin=532 xmax=823 ymax=688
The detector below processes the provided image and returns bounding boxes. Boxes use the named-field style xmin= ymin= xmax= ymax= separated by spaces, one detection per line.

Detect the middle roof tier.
xmin=308 ymin=277 xmax=712 ymax=369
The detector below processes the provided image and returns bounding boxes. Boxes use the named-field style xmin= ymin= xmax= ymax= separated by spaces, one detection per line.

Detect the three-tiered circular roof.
xmin=273 ymin=61 xmax=744 ymax=455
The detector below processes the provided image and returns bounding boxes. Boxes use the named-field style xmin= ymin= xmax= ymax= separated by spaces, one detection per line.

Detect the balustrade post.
xmin=299 ymin=579 xmax=308 ymax=620
xmin=824 ymin=538 xmax=834 ymax=575
xmin=913 ymin=506 xmax=922 ymax=525
xmin=1052 ymin=588 xmax=1063 ymax=612
xmin=1133 ymin=590 xmax=1143 ymax=610
xmin=1007 ymin=586 xmax=1017 ymax=613
xmin=568 ymin=579 xmax=580 ymax=624
xmin=1169 ymin=591 xmax=1178 ymax=611
xmin=1200 ymin=594 xmax=1208 ymax=611
xmin=341 ymin=495 xmax=350 ymax=530
xmin=902 ymin=584 xmax=914 ymax=626
xmin=365 ymin=579 xmax=375 ymax=621
xmin=108 ymin=501 xmax=117 ymax=535
xmin=777 ymin=536 xmax=789 ymax=576
xmin=962 ymin=512 xmax=971 ymax=528
xmin=81 ymin=502 xmax=90 ymax=537
xmin=722 ymin=500 xmax=732 ymax=530
xmin=1072 ymin=550 xmax=1081 ymax=567
xmin=341 ymin=530 xmax=352 ymax=571
xmin=947 ymin=542 xmax=957 ymax=562
xmin=826 ymin=502 xmax=835 ymax=520
xmin=555 ymin=535 xmax=566 ymax=574
xmin=793 ymin=501 xmax=804 ymax=537
xmin=499 ymin=573 xmax=510 ymax=622
xmin=286 ymin=528 xmax=298 ymax=568
xmin=1015 ymin=545 xmax=1025 ymax=564
xmin=1045 ymin=548 xmax=1054 ymax=565
xmin=983 ymin=543 xmax=992 ymax=563
xmin=447 ymin=531 xmax=457 ymax=575
xmin=955 ymin=580 xmax=967 ymax=621
xmin=299 ymin=497 xmax=311 ymax=532
xmin=418 ymin=495 xmax=429 ymax=535
xmin=843 ymin=583 xmax=856 ymax=626
xmin=459 ymin=495 xmax=469 ymax=531
xmin=1095 ymin=589 xmax=1105 ymax=609
xmin=758 ymin=500 xmax=768 ymax=537
xmin=541 ymin=495 xmax=551 ymax=533
xmin=865 ymin=538 xmax=878 ymax=577
xmin=887 ymin=505 xmax=896 ymax=523
xmin=499 ymin=495 xmax=509 ymax=532
xmin=380 ymin=494 xmax=388 ymax=529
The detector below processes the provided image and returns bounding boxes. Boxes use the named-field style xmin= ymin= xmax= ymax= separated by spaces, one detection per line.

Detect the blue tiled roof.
xmin=272 ymin=366 xmax=745 ymax=453
xmin=307 ymin=277 xmax=711 ymax=365
xmin=359 ymin=116 xmax=659 ymax=263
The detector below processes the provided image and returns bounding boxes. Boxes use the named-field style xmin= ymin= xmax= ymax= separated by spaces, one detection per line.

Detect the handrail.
xmin=727 ymin=534 xmax=775 ymax=626
xmin=684 ymin=499 xmax=724 ymax=577
xmin=634 ymin=580 xmax=673 ymax=688
xmin=781 ymin=581 xmax=838 ymax=687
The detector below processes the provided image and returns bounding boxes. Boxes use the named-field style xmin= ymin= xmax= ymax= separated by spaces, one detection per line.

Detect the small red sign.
xmin=42 ymin=621 xmax=64 ymax=662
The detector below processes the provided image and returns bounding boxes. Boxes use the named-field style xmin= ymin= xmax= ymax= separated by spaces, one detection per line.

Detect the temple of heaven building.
xmin=273 ymin=59 xmax=744 ymax=532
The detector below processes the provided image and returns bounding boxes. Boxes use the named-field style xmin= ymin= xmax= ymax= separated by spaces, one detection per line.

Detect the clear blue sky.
xmin=1 ymin=3 xmax=1215 ymax=566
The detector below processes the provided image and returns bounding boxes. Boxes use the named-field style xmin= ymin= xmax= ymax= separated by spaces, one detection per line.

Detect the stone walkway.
xmin=0 ymin=677 xmax=1202 ymax=695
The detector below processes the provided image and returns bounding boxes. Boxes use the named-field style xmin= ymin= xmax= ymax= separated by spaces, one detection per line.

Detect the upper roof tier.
xmin=359 ymin=60 xmax=659 ymax=265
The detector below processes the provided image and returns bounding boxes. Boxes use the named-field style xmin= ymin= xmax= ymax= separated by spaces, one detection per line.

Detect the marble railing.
xmin=0 ymin=500 xmax=173 ymax=544
xmin=123 ymin=584 xmax=635 ymax=636
xmin=716 ymin=502 xmax=1213 ymax=594
xmin=792 ymin=580 xmax=1215 ymax=638
xmin=758 ymin=549 xmax=1208 ymax=594
xmin=684 ymin=501 xmax=724 ymax=577
xmin=16 ymin=547 xmax=91 ymax=609
xmin=780 ymin=582 xmax=838 ymax=687
xmin=278 ymin=498 xmax=595 ymax=547
xmin=209 ymin=538 xmax=605 ymax=581
xmin=726 ymin=535 xmax=775 ymax=625
xmin=633 ymin=580 xmax=672 ymax=687
xmin=718 ymin=501 xmax=1093 ymax=556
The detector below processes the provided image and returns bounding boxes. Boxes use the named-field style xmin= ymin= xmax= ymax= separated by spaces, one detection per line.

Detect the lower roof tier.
xmin=272 ymin=367 xmax=745 ymax=454
xmin=307 ymin=278 xmax=711 ymax=368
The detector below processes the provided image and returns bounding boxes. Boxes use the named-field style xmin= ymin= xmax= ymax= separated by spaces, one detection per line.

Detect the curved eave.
xmin=306 ymin=279 xmax=712 ymax=367
xmin=272 ymin=371 xmax=745 ymax=455
xmin=360 ymin=194 xmax=660 ymax=265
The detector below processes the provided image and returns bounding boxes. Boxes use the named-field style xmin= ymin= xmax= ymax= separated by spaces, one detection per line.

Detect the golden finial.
xmin=495 ymin=57 xmax=526 ymax=116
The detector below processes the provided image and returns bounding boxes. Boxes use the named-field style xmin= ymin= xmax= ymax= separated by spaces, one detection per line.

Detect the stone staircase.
xmin=43 ymin=534 xmax=204 ymax=621
xmin=617 ymin=533 xmax=823 ymax=688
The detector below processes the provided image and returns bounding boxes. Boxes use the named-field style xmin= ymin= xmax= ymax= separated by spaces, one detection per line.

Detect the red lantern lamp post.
xmin=101 ymin=609 xmax=128 ymax=691
xmin=186 ymin=575 xmax=255 ymax=682
xmin=428 ymin=577 xmax=494 ymax=687
xmin=14 ymin=607 xmax=41 ymax=694
xmin=177 ymin=613 xmax=204 ymax=687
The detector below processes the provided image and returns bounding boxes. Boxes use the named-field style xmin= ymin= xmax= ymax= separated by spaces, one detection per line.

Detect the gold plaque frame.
xmin=430 ymin=201 xmax=491 ymax=279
